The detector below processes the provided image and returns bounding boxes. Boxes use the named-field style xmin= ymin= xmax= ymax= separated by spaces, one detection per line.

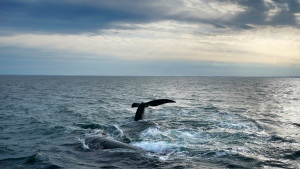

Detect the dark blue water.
xmin=1 ymin=76 xmax=299 ymax=169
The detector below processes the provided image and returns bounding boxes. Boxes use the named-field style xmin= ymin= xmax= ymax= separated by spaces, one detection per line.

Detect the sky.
xmin=1 ymin=0 xmax=300 ymax=76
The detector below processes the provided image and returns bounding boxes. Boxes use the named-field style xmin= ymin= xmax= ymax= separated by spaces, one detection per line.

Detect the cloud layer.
xmin=1 ymin=0 xmax=300 ymax=34
xmin=1 ymin=0 xmax=300 ymax=76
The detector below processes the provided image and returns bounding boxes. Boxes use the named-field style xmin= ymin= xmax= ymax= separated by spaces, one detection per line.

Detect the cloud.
xmin=1 ymin=0 xmax=157 ymax=33
xmin=1 ymin=45 xmax=299 ymax=76
xmin=229 ymin=0 xmax=300 ymax=26
xmin=1 ymin=0 xmax=300 ymax=76
xmin=1 ymin=23 xmax=300 ymax=66
xmin=1 ymin=0 xmax=299 ymax=34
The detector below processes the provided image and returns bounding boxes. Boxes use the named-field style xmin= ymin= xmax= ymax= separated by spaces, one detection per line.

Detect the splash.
xmin=77 ymin=137 xmax=89 ymax=150
xmin=113 ymin=124 xmax=124 ymax=138
xmin=132 ymin=141 xmax=177 ymax=154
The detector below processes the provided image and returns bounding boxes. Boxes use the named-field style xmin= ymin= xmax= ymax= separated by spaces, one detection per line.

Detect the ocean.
xmin=0 ymin=76 xmax=299 ymax=169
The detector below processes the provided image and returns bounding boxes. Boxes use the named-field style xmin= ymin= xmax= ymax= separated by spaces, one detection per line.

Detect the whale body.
xmin=132 ymin=99 xmax=176 ymax=121
xmin=85 ymin=136 xmax=141 ymax=151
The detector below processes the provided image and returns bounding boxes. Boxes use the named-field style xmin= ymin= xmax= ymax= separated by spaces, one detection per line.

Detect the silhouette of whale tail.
xmin=132 ymin=99 xmax=175 ymax=108
xmin=132 ymin=99 xmax=175 ymax=121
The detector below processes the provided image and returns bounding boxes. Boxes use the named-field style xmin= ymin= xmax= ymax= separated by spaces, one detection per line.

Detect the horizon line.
xmin=1 ymin=74 xmax=299 ymax=78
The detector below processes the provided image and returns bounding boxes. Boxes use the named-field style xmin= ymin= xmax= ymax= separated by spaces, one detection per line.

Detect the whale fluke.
xmin=131 ymin=103 xmax=140 ymax=108
xmin=132 ymin=99 xmax=176 ymax=121
xmin=146 ymin=99 xmax=175 ymax=107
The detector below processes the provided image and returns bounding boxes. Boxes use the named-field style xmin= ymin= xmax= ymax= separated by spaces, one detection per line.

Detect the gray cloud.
xmin=0 ymin=0 xmax=299 ymax=34
xmin=1 ymin=0 xmax=169 ymax=34
xmin=229 ymin=0 xmax=299 ymax=26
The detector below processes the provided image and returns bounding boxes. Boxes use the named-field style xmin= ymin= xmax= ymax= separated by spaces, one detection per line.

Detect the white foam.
xmin=139 ymin=127 xmax=206 ymax=147
xmin=113 ymin=124 xmax=124 ymax=137
xmin=137 ymin=125 xmax=259 ymax=159
xmin=158 ymin=149 xmax=176 ymax=161
xmin=77 ymin=137 xmax=89 ymax=150
xmin=132 ymin=141 xmax=177 ymax=154
xmin=158 ymin=155 xmax=169 ymax=161
xmin=140 ymin=127 xmax=166 ymax=140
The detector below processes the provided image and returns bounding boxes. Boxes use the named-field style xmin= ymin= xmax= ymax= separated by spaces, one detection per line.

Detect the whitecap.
xmin=113 ymin=124 xmax=124 ymax=138
xmin=77 ymin=137 xmax=89 ymax=150
xmin=132 ymin=141 xmax=177 ymax=154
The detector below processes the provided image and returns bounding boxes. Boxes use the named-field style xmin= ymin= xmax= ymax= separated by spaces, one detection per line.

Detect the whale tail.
xmin=132 ymin=99 xmax=175 ymax=108
xmin=132 ymin=99 xmax=175 ymax=121
xmin=131 ymin=103 xmax=141 ymax=108
xmin=146 ymin=99 xmax=175 ymax=107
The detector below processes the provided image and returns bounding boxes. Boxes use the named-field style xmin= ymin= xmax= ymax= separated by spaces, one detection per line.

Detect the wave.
xmin=284 ymin=150 xmax=300 ymax=160
xmin=0 ymin=152 xmax=62 ymax=169
xmin=267 ymin=135 xmax=296 ymax=143
xmin=75 ymin=123 xmax=104 ymax=130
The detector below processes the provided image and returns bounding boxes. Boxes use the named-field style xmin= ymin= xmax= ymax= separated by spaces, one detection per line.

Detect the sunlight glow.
xmin=1 ymin=22 xmax=300 ymax=66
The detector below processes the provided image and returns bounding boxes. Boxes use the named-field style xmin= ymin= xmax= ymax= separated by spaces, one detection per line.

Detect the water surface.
xmin=0 ymin=76 xmax=299 ymax=168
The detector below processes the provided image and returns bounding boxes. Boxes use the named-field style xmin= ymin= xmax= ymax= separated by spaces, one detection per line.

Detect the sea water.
xmin=0 ymin=76 xmax=299 ymax=168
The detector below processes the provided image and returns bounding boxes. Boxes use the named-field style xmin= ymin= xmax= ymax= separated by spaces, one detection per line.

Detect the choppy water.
xmin=0 ymin=76 xmax=299 ymax=169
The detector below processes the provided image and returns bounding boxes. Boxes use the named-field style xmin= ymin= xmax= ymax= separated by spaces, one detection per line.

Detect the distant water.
xmin=1 ymin=76 xmax=299 ymax=169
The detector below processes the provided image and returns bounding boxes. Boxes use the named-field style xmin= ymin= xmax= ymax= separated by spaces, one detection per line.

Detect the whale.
xmin=82 ymin=99 xmax=176 ymax=151
xmin=85 ymin=136 xmax=141 ymax=151
xmin=132 ymin=99 xmax=176 ymax=121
